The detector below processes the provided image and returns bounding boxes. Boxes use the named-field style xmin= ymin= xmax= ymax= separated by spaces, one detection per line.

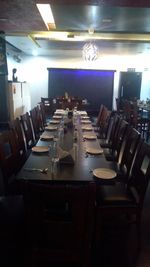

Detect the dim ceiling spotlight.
xmin=82 ymin=42 xmax=99 ymax=61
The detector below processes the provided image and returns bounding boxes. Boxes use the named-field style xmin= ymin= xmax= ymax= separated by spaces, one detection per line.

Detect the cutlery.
xmin=24 ymin=168 xmax=48 ymax=174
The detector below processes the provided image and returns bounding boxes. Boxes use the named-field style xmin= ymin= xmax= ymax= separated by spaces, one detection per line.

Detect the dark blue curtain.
xmin=48 ymin=68 xmax=115 ymax=111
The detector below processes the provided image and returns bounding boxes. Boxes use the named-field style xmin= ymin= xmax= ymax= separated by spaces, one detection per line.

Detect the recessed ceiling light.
xmin=32 ymin=50 xmax=38 ymax=56
xmin=0 ymin=18 xmax=8 ymax=21
xmin=102 ymin=19 xmax=112 ymax=23
xmin=36 ymin=4 xmax=56 ymax=30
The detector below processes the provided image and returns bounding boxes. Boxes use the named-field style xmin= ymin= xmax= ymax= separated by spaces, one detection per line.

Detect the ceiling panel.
xmin=1 ymin=0 xmax=150 ymax=57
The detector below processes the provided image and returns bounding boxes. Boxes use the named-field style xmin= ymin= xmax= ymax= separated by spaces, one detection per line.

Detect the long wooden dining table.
xmin=16 ymin=109 xmax=116 ymax=185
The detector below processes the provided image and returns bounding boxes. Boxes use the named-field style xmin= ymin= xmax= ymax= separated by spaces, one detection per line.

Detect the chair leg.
xmin=136 ymin=217 xmax=142 ymax=253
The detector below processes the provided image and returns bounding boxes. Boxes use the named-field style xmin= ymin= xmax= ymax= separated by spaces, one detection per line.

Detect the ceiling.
xmin=2 ymin=0 xmax=150 ymax=58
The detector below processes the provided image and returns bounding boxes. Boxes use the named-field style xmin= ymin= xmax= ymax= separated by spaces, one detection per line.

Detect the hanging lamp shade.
xmin=82 ymin=42 xmax=99 ymax=61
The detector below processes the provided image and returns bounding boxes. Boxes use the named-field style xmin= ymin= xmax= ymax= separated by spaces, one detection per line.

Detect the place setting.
xmin=85 ymin=146 xmax=103 ymax=156
xmin=45 ymin=125 xmax=58 ymax=131
xmin=49 ymin=120 xmax=60 ymax=124
xmin=81 ymin=120 xmax=92 ymax=124
xmin=54 ymin=109 xmax=65 ymax=115
xmin=31 ymin=146 xmax=50 ymax=153
xmin=40 ymin=134 xmax=54 ymax=141
xmin=53 ymin=115 xmax=62 ymax=120
xmin=83 ymin=134 xmax=97 ymax=140
xmin=80 ymin=116 xmax=90 ymax=120
xmin=82 ymin=125 xmax=93 ymax=131
xmin=92 ymin=167 xmax=117 ymax=180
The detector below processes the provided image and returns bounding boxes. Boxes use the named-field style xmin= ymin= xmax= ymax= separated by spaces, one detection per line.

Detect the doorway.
xmin=119 ymin=72 xmax=142 ymax=101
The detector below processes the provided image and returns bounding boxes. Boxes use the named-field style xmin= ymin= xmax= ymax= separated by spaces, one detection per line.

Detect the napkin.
xmin=58 ymin=147 xmax=75 ymax=165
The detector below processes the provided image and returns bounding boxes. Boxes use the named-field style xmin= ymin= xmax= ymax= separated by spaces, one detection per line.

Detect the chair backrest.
xmin=30 ymin=106 xmax=44 ymax=140
xmin=128 ymin=141 xmax=150 ymax=211
xmin=119 ymin=126 xmax=141 ymax=180
xmin=24 ymin=182 xmax=96 ymax=265
xmin=112 ymin=119 xmax=129 ymax=161
xmin=36 ymin=105 xmax=45 ymax=130
xmin=123 ymin=100 xmax=132 ymax=122
xmin=98 ymin=106 xmax=111 ymax=138
xmin=20 ymin=112 xmax=35 ymax=149
xmin=41 ymin=97 xmax=54 ymax=117
xmin=96 ymin=104 xmax=104 ymax=127
xmin=0 ymin=129 xmax=18 ymax=189
xmin=115 ymin=98 xmax=120 ymax=112
xmin=110 ymin=114 xmax=121 ymax=142
xmin=104 ymin=113 xmax=120 ymax=145
xmin=9 ymin=117 xmax=29 ymax=171
xmin=9 ymin=117 xmax=26 ymax=156
xmin=39 ymin=102 xmax=47 ymax=126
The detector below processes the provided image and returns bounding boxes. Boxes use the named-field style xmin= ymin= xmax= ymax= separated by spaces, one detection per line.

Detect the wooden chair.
xmin=30 ymin=106 xmax=44 ymax=140
xmin=39 ymin=102 xmax=48 ymax=127
xmin=95 ymin=140 xmax=150 ymax=258
xmin=122 ymin=100 xmax=132 ymax=122
xmin=36 ymin=105 xmax=45 ymax=130
xmin=104 ymin=119 xmax=129 ymax=162
xmin=41 ymin=97 xmax=54 ymax=118
xmin=100 ymin=113 xmax=120 ymax=148
xmin=96 ymin=106 xmax=111 ymax=139
xmin=129 ymin=101 xmax=150 ymax=141
xmin=23 ymin=182 xmax=96 ymax=267
xmin=115 ymin=126 xmax=141 ymax=183
xmin=9 ymin=117 xmax=29 ymax=167
xmin=0 ymin=129 xmax=22 ymax=193
xmin=94 ymin=104 xmax=104 ymax=129
xmin=20 ymin=112 xmax=36 ymax=149
xmin=115 ymin=97 xmax=124 ymax=115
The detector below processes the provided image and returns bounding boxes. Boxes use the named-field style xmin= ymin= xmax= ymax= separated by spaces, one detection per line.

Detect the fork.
xmin=24 ymin=168 xmax=48 ymax=174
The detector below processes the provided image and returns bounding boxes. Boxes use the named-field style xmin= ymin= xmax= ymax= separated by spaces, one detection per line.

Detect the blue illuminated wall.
xmin=48 ymin=68 xmax=115 ymax=111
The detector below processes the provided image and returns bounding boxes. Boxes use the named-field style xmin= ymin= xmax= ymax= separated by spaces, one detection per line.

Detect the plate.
xmin=81 ymin=120 xmax=91 ymax=124
xmin=80 ymin=111 xmax=87 ymax=115
xmin=40 ymin=135 xmax=54 ymax=141
xmin=50 ymin=120 xmax=60 ymax=124
xmin=83 ymin=134 xmax=96 ymax=140
xmin=82 ymin=126 xmax=93 ymax=131
xmin=81 ymin=116 xmax=90 ymax=119
xmin=45 ymin=126 xmax=57 ymax=131
xmin=32 ymin=146 xmax=49 ymax=153
xmin=86 ymin=147 xmax=103 ymax=155
xmin=93 ymin=168 xmax=116 ymax=179
xmin=53 ymin=115 xmax=62 ymax=119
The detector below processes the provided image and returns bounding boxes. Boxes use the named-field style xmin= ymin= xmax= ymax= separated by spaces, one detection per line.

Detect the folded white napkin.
xmin=58 ymin=147 xmax=75 ymax=165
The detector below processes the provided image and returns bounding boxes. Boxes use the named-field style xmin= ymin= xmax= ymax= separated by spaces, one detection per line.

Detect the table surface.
xmin=16 ymin=110 xmax=115 ymax=184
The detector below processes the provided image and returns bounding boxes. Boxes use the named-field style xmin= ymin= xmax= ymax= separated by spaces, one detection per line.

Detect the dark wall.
xmin=48 ymin=68 xmax=115 ymax=111
xmin=0 ymin=75 xmax=9 ymax=122
xmin=0 ymin=33 xmax=9 ymax=123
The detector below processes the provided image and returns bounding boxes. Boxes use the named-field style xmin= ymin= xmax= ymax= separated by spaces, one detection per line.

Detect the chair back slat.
xmin=20 ymin=112 xmax=35 ymax=149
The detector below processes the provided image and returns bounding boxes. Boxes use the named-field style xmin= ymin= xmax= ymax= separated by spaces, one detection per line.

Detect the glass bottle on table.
xmin=51 ymin=137 xmax=60 ymax=174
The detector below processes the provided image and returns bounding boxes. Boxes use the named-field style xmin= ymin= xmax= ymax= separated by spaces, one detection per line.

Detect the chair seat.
xmin=0 ymin=195 xmax=24 ymax=225
xmin=103 ymin=148 xmax=114 ymax=161
xmin=100 ymin=139 xmax=112 ymax=148
xmin=96 ymin=183 xmax=136 ymax=207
